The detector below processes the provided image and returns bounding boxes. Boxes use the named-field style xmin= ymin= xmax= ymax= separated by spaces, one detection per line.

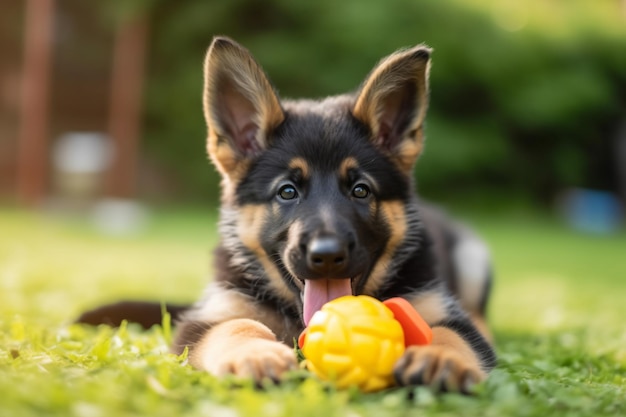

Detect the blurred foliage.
xmin=105 ymin=0 xmax=626 ymax=202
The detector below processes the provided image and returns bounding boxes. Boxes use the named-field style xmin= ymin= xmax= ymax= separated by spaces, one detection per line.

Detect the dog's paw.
xmin=211 ymin=339 xmax=298 ymax=384
xmin=393 ymin=345 xmax=486 ymax=393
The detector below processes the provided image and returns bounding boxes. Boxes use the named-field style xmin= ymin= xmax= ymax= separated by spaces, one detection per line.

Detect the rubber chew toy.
xmin=299 ymin=295 xmax=432 ymax=392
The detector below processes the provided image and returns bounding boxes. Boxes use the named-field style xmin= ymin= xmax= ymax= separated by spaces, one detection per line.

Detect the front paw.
xmin=211 ymin=339 xmax=298 ymax=384
xmin=393 ymin=345 xmax=486 ymax=393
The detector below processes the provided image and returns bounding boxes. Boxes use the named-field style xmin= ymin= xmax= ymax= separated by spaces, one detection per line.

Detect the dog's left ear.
xmin=352 ymin=45 xmax=431 ymax=174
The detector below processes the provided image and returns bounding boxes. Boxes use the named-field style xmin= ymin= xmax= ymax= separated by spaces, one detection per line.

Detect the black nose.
xmin=307 ymin=236 xmax=349 ymax=275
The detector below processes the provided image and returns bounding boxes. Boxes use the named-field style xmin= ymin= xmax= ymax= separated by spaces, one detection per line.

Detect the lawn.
xmin=1 ymin=205 xmax=625 ymax=417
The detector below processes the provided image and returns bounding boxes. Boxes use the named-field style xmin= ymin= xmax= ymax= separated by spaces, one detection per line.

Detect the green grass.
xmin=1 ymin=205 xmax=625 ymax=417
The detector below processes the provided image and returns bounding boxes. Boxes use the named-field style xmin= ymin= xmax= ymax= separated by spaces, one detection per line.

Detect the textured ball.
xmin=301 ymin=295 xmax=405 ymax=392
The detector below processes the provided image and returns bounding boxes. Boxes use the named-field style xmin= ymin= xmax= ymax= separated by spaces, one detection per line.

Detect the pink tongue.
xmin=303 ymin=278 xmax=352 ymax=326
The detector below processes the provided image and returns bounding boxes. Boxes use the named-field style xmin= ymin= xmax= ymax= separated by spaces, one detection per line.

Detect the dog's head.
xmin=203 ymin=37 xmax=431 ymax=325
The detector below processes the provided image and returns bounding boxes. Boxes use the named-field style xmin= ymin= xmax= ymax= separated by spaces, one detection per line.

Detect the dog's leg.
xmin=419 ymin=204 xmax=494 ymax=344
xmin=180 ymin=319 xmax=297 ymax=383
xmin=394 ymin=289 xmax=496 ymax=393
xmin=172 ymin=282 xmax=299 ymax=383
xmin=451 ymin=235 xmax=493 ymax=343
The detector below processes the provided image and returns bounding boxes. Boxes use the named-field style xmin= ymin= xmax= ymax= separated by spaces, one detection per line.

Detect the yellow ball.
xmin=301 ymin=295 xmax=405 ymax=392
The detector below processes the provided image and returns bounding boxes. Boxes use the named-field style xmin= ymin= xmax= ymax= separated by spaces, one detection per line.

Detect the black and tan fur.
xmin=79 ymin=37 xmax=496 ymax=392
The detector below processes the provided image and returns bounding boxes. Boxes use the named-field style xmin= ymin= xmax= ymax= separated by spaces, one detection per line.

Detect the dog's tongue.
xmin=303 ymin=278 xmax=352 ymax=326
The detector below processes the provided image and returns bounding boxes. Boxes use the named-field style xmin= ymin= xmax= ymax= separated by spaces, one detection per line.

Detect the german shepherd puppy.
xmin=79 ymin=36 xmax=496 ymax=393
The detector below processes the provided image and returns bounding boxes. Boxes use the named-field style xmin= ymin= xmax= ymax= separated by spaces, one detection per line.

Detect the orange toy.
xmin=299 ymin=295 xmax=432 ymax=392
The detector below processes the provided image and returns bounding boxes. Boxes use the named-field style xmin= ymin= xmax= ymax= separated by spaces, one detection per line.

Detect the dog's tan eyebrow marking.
xmin=339 ymin=157 xmax=380 ymax=193
xmin=288 ymin=157 xmax=310 ymax=180
xmin=339 ymin=157 xmax=359 ymax=180
xmin=266 ymin=158 xmax=308 ymax=194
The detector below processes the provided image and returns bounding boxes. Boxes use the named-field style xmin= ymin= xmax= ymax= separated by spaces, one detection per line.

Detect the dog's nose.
xmin=307 ymin=236 xmax=349 ymax=275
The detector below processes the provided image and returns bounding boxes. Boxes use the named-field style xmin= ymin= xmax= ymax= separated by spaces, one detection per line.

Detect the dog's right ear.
xmin=203 ymin=37 xmax=284 ymax=180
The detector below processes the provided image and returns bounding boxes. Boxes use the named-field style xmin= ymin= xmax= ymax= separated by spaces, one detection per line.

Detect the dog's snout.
xmin=307 ymin=236 xmax=349 ymax=275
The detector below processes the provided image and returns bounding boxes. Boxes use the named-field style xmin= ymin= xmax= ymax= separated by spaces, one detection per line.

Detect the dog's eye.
xmin=278 ymin=185 xmax=298 ymax=200
xmin=352 ymin=184 xmax=370 ymax=199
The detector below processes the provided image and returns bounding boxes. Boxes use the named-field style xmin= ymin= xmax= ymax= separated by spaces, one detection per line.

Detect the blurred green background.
xmin=130 ymin=0 xmax=626 ymax=204
xmin=3 ymin=0 xmax=625 ymax=208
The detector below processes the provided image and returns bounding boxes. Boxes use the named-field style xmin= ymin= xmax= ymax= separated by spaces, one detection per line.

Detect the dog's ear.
xmin=203 ymin=37 xmax=284 ymax=179
xmin=352 ymin=45 xmax=431 ymax=174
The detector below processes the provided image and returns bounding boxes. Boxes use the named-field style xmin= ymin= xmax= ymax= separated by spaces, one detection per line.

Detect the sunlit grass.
xmin=1 ymin=206 xmax=625 ymax=416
